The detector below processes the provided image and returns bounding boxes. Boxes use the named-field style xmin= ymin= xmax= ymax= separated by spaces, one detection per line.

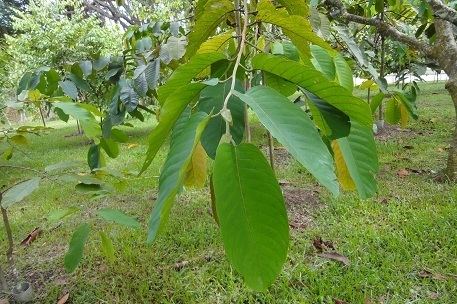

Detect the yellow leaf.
xmin=332 ymin=140 xmax=356 ymax=191
xmin=400 ymin=103 xmax=409 ymax=128
xmin=197 ymin=31 xmax=233 ymax=54
xmin=184 ymin=142 xmax=207 ymax=188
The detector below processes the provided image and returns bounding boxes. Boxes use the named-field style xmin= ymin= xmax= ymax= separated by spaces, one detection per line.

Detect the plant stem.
xmin=0 ymin=264 xmax=7 ymax=292
xmin=39 ymin=106 xmax=46 ymax=127
xmin=267 ymin=132 xmax=275 ymax=171
xmin=1 ymin=207 xmax=14 ymax=269
xmin=221 ymin=0 xmax=249 ymax=138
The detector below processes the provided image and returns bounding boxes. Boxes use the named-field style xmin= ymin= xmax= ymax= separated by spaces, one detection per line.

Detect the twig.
xmin=220 ymin=0 xmax=249 ymax=138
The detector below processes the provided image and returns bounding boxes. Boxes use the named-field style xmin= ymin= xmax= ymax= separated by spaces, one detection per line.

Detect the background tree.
xmin=324 ymin=0 xmax=457 ymax=180
xmin=0 ymin=0 xmax=29 ymax=37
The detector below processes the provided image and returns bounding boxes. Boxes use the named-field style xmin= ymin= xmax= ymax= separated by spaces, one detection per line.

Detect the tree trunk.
xmin=444 ymin=78 xmax=457 ymax=179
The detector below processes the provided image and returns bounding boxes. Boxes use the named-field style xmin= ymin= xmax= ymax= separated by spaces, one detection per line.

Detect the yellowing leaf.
xmin=184 ymin=142 xmax=208 ymax=188
xmin=197 ymin=31 xmax=234 ymax=54
xmin=332 ymin=140 xmax=356 ymax=191
xmin=400 ymin=103 xmax=409 ymax=128
xmin=256 ymin=0 xmax=333 ymax=57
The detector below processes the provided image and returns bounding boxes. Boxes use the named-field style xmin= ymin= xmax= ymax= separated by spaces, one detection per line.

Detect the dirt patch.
xmin=261 ymin=146 xmax=292 ymax=167
xmin=375 ymin=125 xmax=416 ymax=141
xmin=281 ymin=183 xmax=322 ymax=230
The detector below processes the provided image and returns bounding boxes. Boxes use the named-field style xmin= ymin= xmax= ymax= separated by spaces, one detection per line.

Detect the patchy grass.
xmin=1 ymin=81 xmax=456 ymax=303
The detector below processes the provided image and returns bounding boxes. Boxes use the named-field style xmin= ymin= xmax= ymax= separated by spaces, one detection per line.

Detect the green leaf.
xmin=276 ymin=0 xmax=308 ymax=16
xmin=370 ymin=92 xmax=385 ymax=114
xmin=306 ymin=93 xmax=350 ymax=140
xmin=100 ymin=138 xmax=120 ymax=158
xmin=197 ymin=81 xmax=245 ymax=159
xmin=251 ymin=54 xmax=372 ymax=127
xmin=385 ymin=98 xmax=401 ymax=124
xmin=185 ymin=0 xmax=233 ymax=58
xmin=111 ymin=129 xmax=128 ymax=143
xmin=160 ymin=36 xmax=187 ymax=64
xmin=234 ymin=87 xmax=339 ymax=196
xmin=87 ymin=144 xmax=105 ymax=171
xmin=120 ymin=80 xmax=139 ymax=112
xmin=147 ymin=112 xmax=210 ymax=243
xmin=98 ymin=208 xmax=140 ymax=228
xmin=157 ymin=52 xmax=226 ymax=104
xmin=393 ymin=91 xmax=418 ymax=119
xmin=54 ymin=102 xmax=101 ymax=139
xmin=213 ymin=143 xmax=289 ymax=291
xmin=99 ymin=231 xmax=115 ymax=262
xmin=264 ymin=72 xmax=296 ymax=97
xmin=59 ymin=80 xmax=78 ymax=100
xmin=333 ymin=54 xmax=354 ymax=92
xmin=47 ymin=207 xmax=79 ymax=222
xmin=197 ymin=31 xmax=233 ymax=54
xmin=145 ymin=59 xmax=160 ymax=90
xmin=45 ymin=160 xmax=80 ymax=173
xmin=10 ymin=134 xmax=28 ymax=146
xmin=336 ymin=122 xmax=379 ymax=199
xmin=141 ymin=83 xmax=206 ymax=173
xmin=2 ymin=177 xmax=41 ymax=209
xmin=64 ymin=223 xmax=90 ymax=272
xmin=68 ymin=73 xmax=90 ymax=92
xmin=310 ymin=45 xmax=336 ymax=80
xmin=79 ymin=61 xmax=93 ymax=77
xmin=256 ymin=0 xmax=332 ymax=57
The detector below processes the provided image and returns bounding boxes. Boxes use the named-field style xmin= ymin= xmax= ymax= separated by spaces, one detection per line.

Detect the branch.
xmin=324 ymin=0 xmax=433 ymax=57
xmin=427 ymin=0 xmax=457 ymax=27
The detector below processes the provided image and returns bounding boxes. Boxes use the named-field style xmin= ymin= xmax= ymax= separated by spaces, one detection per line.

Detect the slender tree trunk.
xmin=0 ymin=264 xmax=6 ymax=291
xmin=444 ymin=78 xmax=457 ymax=179
xmin=39 ymin=106 xmax=46 ymax=127
xmin=1 ymin=207 xmax=14 ymax=267
xmin=267 ymin=132 xmax=275 ymax=171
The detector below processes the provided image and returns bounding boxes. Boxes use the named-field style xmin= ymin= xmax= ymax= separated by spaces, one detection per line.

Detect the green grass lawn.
xmin=1 ymin=82 xmax=456 ymax=303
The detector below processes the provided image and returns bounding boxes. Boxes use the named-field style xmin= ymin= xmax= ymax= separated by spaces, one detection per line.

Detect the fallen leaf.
xmin=378 ymin=197 xmax=389 ymax=205
xmin=397 ymin=169 xmax=410 ymax=177
xmin=0 ymin=298 xmax=9 ymax=304
xmin=173 ymin=260 xmax=189 ymax=271
xmin=428 ymin=292 xmax=440 ymax=300
xmin=57 ymin=292 xmax=69 ymax=304
xmin=127 ymin=143 xmax=139 ymax=149
xmin=418 ymin=270 xmax=448 ymax=281
xmin=312 ymin=237 xmax=335 ymax=252
xmin=334 ymin=299 xmax=348 ymax=304
xmin=20 ymin=227 xmax=42 ymax=246
xmin=317 ymin=252 xmax=350 ymax=266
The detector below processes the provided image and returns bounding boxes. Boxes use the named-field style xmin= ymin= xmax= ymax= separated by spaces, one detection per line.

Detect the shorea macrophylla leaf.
xmin=213 ymin=143 xmax=289 ymax=291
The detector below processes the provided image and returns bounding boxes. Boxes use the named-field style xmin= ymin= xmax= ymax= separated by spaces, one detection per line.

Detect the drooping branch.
xmin=82 ymin=0 xmax=140 ymax=28
xmin=324 ymin=0 xmax=433 ymax=57
xmin=427 ymin=0 xmax=457 ymax=27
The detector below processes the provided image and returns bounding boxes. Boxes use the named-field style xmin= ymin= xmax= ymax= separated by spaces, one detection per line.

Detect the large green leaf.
xmin=2 ymin=177 xmax=41 ymax=209
xmin=141 ymin=83 xmax=206 ymax=173
xmin=99 ymin=231 xmax=115 ymax=262
xmin=234 ymin=87 xmax=339 ymax=196
xmin=147 ymin=112 xmax=210 ymax=242
xmin=310 ymin=45 xmax=336 ymax=80
xmin=64 ymin=223 xmax=90 ymax=272
xmin=256 ymin=0 xmax=332 ymax=57
xmin=336 ymin=122 xmax=379 ymax=199
xmin=54 ymin=102 xmax=101 ymax=139
xmin=213 ymin=143 xmax=289 ymax=291
xmin=251 ymin=54 xmax=372 ymax=127
xmin=157 ymin=52 xmax=226 ymax=104
xmin=306 ymin=93 xmax=350 ymax=140
xmin=185 ymin=0 xmax=233 ymax=58
xmin=98 ymin=208 xmax=140 ymax=228
xmin=197 ymin=81 xmax=245 ymax=159
xmin=276 ymin=0 xmax=308 ymax=16
xmin=197 ymin=31 xmax=233 ymax=54
xmin=59 ymin=80 xmax=78 ymax=100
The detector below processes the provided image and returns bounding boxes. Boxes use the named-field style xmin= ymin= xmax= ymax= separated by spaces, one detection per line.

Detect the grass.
xmin=1 ymin=81 xmax=457 ymax=303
